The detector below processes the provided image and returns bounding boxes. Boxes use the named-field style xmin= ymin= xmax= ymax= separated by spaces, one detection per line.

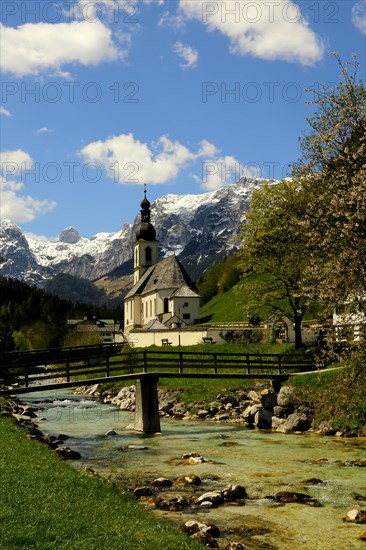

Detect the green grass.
xmin=0 ymin=415 xmax=203 ymax=550
xmin=200 ymin=275 xmax=324 ymax=324
xmin=200 ymin=286 xmax=251 ymax=322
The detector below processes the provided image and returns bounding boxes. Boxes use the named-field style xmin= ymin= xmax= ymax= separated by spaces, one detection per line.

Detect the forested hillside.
xmin=0 ymin=277 xmax=122 ymax=354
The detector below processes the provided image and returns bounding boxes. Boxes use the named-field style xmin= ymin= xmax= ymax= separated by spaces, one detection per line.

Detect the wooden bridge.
xmin=0 ymin=346 xmax=313 ymax=434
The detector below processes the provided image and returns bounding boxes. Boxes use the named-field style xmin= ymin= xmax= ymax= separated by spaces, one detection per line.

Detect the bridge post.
xmin=134 ymin=374 xmax=161 ymax=434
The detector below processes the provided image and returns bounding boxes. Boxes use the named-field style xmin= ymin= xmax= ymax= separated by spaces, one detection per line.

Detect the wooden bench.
xmin=161 ymin=339 xmax=172 ymax=346
xmin=202 ymin=337 xmax=216 ymax=344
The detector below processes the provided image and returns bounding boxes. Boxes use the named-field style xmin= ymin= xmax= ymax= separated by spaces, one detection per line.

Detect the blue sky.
xmin=1 ymin=0 xmax=365 ymax=238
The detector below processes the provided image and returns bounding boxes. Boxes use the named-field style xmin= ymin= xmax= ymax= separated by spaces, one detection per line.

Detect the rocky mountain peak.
xmin=58 ymin=227 xmax=81 ymax=244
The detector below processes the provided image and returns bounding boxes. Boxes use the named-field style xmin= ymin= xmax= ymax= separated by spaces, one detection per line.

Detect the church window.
xmin=163 ymin=298 xmax=169 ymax=313
xmin=183 ymin=313 xmax=191 ymax=320
xmin=145 ymin=246 xmax=152 ymax=264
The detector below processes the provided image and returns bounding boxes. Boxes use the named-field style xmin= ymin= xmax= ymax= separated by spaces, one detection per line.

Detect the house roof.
xmin=125 ymin=254 xmax=198 ymax=299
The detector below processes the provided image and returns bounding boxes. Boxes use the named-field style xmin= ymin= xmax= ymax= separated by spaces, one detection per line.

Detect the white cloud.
xmin=35 ymin=127 xmax=54 ymax=135
xmin=0 ymin=20 xmax=123 ymax=77
xmin=0 ymin=177 xmax=56 ymax=223
xmin=80 ymin=133 xmax=218 ymax=185
xmin=352 ymin=0 xmax=366 ymax=34
xmin=173 ymin=41 xmax=198 ymax=69
xmin=179 ymin=0 xmax=324 ymax=66
xmin=197 ymin=156 xmax=261 ymax=190
xmin=0 ymin=149 xmax=34 ymax=176
xmin=0 ymin=107 xmax=11 ymax=117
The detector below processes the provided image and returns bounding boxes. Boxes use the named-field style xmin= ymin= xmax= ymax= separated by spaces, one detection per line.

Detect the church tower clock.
xmin=133 ymin=187 xmax=158 ymax=284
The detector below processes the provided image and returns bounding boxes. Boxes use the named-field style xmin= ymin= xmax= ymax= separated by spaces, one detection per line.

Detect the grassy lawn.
xmin=0 ymin=414 xmax=202 ymax=550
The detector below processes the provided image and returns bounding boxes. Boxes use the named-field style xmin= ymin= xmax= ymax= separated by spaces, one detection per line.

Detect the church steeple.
xmin=133 ymin=186 xmax=158 ymax=284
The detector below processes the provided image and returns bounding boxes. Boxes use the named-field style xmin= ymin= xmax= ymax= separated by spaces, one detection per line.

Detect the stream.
xmin=20 ymin=388 xmax=366 ymax=550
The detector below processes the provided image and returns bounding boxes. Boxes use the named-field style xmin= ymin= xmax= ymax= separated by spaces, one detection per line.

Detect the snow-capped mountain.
xmin=0 ymin=177 xmax=267 ymax=285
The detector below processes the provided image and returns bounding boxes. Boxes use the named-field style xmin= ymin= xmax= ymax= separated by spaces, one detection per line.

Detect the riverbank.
xmin=0 ymin=410 xmax=203 ymax=550
xmin=94 ymin=377 xmax=362 ymax=437
xmin=2 ymin=389 xmax=366 ymax=549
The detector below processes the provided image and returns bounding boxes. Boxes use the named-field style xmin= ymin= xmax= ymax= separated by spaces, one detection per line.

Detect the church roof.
xmin=141 ymin=318 xmax=167 ymax=330
xmin=170 ymin=284 xmax=200 ymax=298
xmin=125 ymin=254 xmax=197 ymax=299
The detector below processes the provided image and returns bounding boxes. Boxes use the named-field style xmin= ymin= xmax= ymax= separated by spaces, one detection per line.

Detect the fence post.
xmin=24 ymin=364 xmax=29 ymax=388
xmin=213 ymin=353 xmax=217 ymax=374
xmin=179 ymin=352 xmax=183 ymax=374
xmin=246 ymin=355 xmax=250 ymax=374
xmin=66 ymin=361 xmax=70 ymax=382
xmin=278 ymin=355 xmax=282 ymax=374
xmin=106 ymin=355 xmax=110 ymax=378
xmin=143 ymin=350 xmax=147 ymax=373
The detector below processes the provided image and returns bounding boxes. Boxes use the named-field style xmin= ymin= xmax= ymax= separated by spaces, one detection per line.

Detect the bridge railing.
xmin=0 ymin=349 xmax=313 ymax=391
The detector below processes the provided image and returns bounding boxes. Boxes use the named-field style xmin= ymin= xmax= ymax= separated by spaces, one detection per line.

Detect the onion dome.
xmin=136 ymin=187 xmax=156 ymax=240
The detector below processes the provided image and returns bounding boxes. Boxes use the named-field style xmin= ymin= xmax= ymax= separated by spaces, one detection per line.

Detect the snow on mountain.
xmin=0 ymin=177 xmax=268 ymax=284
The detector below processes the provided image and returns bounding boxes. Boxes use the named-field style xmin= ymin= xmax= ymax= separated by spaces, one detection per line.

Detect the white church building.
xmin=124 ymin=190 xmax=201 ymax=335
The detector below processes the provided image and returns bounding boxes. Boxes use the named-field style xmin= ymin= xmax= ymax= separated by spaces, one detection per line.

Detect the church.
xmin=124 ymin=190 xmax=201 ymax=333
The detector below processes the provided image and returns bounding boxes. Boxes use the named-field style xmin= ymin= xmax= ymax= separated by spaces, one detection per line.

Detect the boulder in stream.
xmin=155 ymin=493 xmax=188 ymax=511
xmin=195 ymin=491 xmax=224 ymax=507
xmin=222 ymin=484 xmax=248 ymax=501
xmin=55 ymin=446 xmax=81 ymax=460
xmin=175 ymin=475 xmax=202 ymax=487
xmin=345 ymin=509 xmax=366 ymax=524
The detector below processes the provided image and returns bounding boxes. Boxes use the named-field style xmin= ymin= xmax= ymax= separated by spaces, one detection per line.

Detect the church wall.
xmin=140 ymin=292 xmax=157 ymax=326
xmin=171 ymin=296 xmax=200 ymax=325
xmin=127 ymin=329 xmax=211 ymax=347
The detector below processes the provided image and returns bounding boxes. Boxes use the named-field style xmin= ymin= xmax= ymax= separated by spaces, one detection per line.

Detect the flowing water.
xmin=20 ymin=389 xmax=366 ymax=550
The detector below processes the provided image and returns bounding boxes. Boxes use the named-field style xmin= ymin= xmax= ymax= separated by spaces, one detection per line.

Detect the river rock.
xmin=260 ymin=389 xmax=277 ymax=410
xmin=348 ymin=459 xmax=366 ymax=467
xmin=303 ymin=478 xmax=324 ymax=485
xmin=171 ymin=402 xmax=187 ymax=418
xmin=275 ymin=412 xmax=311 ymax=433
xmin=225 ymin=543 xmax=250 ymax=550
xmin=273 ymin=405 xmax=287 ymax=418
xmin=152 ymin=477 xmax=173 ymax=488
xmin=247 ymin=390 xmax=261 ymax=403
xmin=134 ymin=486 xmax=153 ymax=498
xmin=155 ymin=494 xmax=188 ymax=511
xmin=254 ymin=407 xmax=273 ymax=429
xmin=277 ymin=386 xmax=296 ymax=407
xmin=55 ymin=447 xmax=81 ymax=460
xmin=359 ymin=532 xmax=366 ymax=541
xmin=195 ymin=491 xmax=224 ymax=507
xmin=222 ymin=484 xmax=248 ymax=501
xmin=271 ymin=416 xmax=286 ymax=430
xmin=345 ymin=509 xmax=366 ymax=523
xmin=316 ymin=421 xmax=336 ymax=436
xmin=175 ymin=475 xmax=202 ymax=487
xmin=242 ymin=404 xmax=262 ymax=424
xmin=191 ymin=531 xmax=219 ymax=548
xmin=275 ymin=491 xmax=317 ymax=504
xmin=111 ymin=386 xmax=136 ymax=410
xmin=179 ymin=520 xmax=220 ymax=538
xmin=182 ymin=452 xmax=211 ymax=464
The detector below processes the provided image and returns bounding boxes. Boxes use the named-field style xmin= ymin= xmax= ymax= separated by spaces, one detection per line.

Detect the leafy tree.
xmin=197 ymin=254 xmax=241 ymax=304
xmin=294 ymin=54 xmax=366 ymax=304
xmin=238 ymin=180 xmax=311 ymax=348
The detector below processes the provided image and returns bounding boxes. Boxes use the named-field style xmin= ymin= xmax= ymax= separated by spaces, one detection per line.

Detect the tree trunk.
xmin=294 ymin=313 xmax=303 ymax=349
